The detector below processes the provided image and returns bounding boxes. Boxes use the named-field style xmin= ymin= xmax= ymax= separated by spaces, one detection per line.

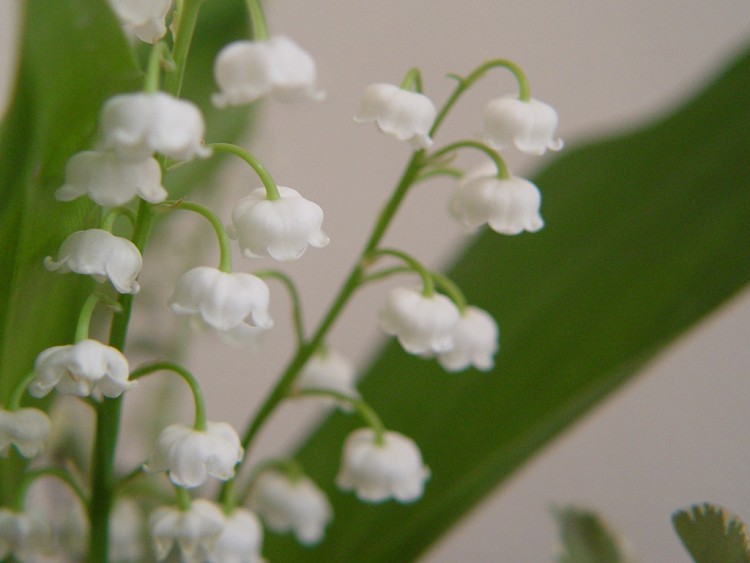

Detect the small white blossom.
xmin=354 ymin=83 xmax=436 ymax=148
xmin=296 ymin=349 xmax=359 ymax=409
xmin=210 ymin=508 xmax=265 ymax=563
xmin=0 ymin=407 xmax=51 ymax=458
xmin=482 ymin=95 xmax=563 ymax=155
xmin=0 ymin=508 xmax=51 ymax=561
xmin=249 ymin=470 xmax=333 ymax=546
xmin=378 ymin=286 xmax=460 ymax=356
xmin=146 ymin=421 xmax=244 ymax=488
xmin=110 ymin=498 xmax=144 ymax=563
xmin=149 ymin=500 xmax=224 ymax=562
xmin=44 ymin=229 xmax=142 ymax=294
xmin=450 ymin=167 xmax=544 ymax=235
xmin=437 ymin=306 xmax=499 ymax=372
xmin=107 ymin=0 xmax=173 ymax=43
xmin=99 ymin=92 xmax=211 ymax=162
xmin=213 ymin=36 xmax=323 ymax=107
xmin=336 ymin=428 xmax=430 ymax=503
xmin=168 ymin=267 xmax=273 ymax=341
xmin=30 ymin=339 xmax=134 ymax=399
xmin=230 ymin=186 xmax=329 ymax=261
xmin=56 ymin=150 xmax=167 ymax=207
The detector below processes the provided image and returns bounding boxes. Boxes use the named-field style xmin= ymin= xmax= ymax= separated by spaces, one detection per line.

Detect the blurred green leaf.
xmin=673 ymin=504 xmax=750 ymax=563
xmin=266 ymin=46 xmax=750 ymax=560
xmin=555 ymin=507 xmax=628 ymax=563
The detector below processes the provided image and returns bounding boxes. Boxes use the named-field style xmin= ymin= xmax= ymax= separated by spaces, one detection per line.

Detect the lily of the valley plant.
xmin=0 ymin=0 xmax=562 ymax=561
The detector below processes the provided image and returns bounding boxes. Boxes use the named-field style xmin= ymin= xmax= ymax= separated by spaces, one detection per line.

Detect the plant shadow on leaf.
xmin=264 ymin=44 xmax=750 ymax=561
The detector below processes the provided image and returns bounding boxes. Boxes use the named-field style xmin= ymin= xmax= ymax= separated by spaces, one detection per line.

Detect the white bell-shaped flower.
xmin=145 ymin=421 xmax=244 ymax=488
xmin=209 ymin=508 xmax=265 ymax=563
xmin=0 ymin=407 xmax=51 ymax=458
xmin=378 ymin=286 xmax=460 ymax=356
xmin=45 ymin=229 xmax=142 ymax=294
xmin=30 ymin=339 xmax=134 ymax=399
xmin=107 ymin=0 xmax=173 ymax=44
xmin=110 ymin=498 xmax=144 ymax=563
xmin=99 ymin=92 xmax=211 ymax=162
xmin=56 ymin=150 xmax=167 ymax=207
xmin=296 ymin=349 xmax=359 ymax=409
xmin=149 ymin=500 xmax=224 ymax=562
xmin=336 ymin=428 xmax=430 ymax=503
xmin=354 ymin=83 xmax=436 ymax=149
xmin=168 ymin=267 xmax=273 ymax=341
xmin=213 ymin=36 xmax=324 ymax=107
xmin=482 ymin=95 xmax=563 ymax=155
xmin=437 ymin=306 xmax=499 ymax=372
xmin=0 ymin=508 xmax=51 ymax=561
xmin=450 ymin=167 xmax=544 ymax=235
xmin=249 ymin=470 xmax=333 ymax=546
xmin=230 ymin=186 xmax=329 ymax=261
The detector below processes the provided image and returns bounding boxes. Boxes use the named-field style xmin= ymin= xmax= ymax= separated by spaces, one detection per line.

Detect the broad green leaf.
xmin=673 ymin=504 xmax=750 ymax=563
xmin=266 ymin=46 xmax=750 ymax=560
xmin=555 ymin=507 xmax=628 ymax=563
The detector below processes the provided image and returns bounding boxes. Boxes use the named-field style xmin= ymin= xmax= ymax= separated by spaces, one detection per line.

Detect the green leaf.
xmin=673 ymin=504 xmax=750 ymax=563
xmin=265 ymin=46 xmax=750 ymax=560
xmin=555 ymin=507 xmax=628 ymax=563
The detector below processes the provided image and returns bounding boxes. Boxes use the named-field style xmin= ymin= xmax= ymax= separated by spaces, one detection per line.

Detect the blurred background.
xmin=2 ymin=1 xmax=750 ymax=560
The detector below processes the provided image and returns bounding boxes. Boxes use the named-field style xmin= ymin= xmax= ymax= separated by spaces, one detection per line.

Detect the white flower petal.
xmin=437 ymin=306 xmax=499 ymax=372
xmin=336 ymin=429 xmax=430 ymax=504
xmin=107 ymin=0 xmax=173 ymax=43
xmin=210 ymin=508 xmax=265 ymax=563
xmin=482 ymin=96 xmax=563 ymax=155
xmin=149 ymin=500 xmax=224 ymax=562
xmin=0 ymin=408 xmax=51 ymax=458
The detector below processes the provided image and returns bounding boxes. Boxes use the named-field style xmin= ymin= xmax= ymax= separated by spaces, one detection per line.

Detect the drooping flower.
xmin=354 ymin=83 xmax=436 ymax=148
xmin=99 ymin=92 xmax=211 ymax=162
xmin=450 ymin=167 xmax=544 ymax=235
xmin=378 ymin=286 xmax=460 ymax=356
xmin=212 ymin=36 xmax=324 ymax=107
xmin=30 ymin=339 xmax=135 ymax=399
xmin=110 ymin=498 xmax=144 ymax=563
xmin=249 ymin=469 xmax=333 ymax=546
xmin=209 ymin=508 xmax=265 ymax=563
xmin=482 ymin=95 xmax=563 ymax=155
xmin=0 ymin=508 xmax=51 ymax=562
xmin=0 ymin=407 xmax=51 ymax=458
xmin=44 ymin=229 xmax=142 ymax=294
xmin=296 ymin=349 xmax=359 ymax=409
xmin=56 ymin=150 xmax=167 ymax=207
xmin=145 ymin=421 xmax=244 ymax=488
xmin=230 ymin=186 xmax=329 ymax=261
xmin=437 ymin=306 xmax=499 ymax=372
xmin=107 ymin=0 xmax=173 ymax=44
xmin=336 ymin=428 xmax=430 ymax=503
xmin=149 ymin=500 xmax=224 ymax=562
xmin=168 ymin=267 xmax=273 ymax=341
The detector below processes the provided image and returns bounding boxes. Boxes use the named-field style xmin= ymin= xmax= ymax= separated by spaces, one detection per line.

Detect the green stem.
xmin=15 ymin=467 xmax=88 ymax=512
xmin=87 ymin=200 xmax=155 ymax=562
xmin=165 ymin=200 xmax=233 ymax=272
xmin=100 ymin=207 xmax=137 ymax=232
xmin=360 ymin=265 xmax=412 ymax=285
xmin=400 ymin=67 xmax=424 ymax=93
xmin=208 ymin=143 xmax=281 ymax=200
xmin=145 ymin=42 xmax=170 ymax=93
xmin=431 ymin=58 xmax=530 ymax=137
xmin=6 ymin=372 xmax=37 ymax=411
xmin=430 ymin=271 xmax=467 ymax=312
xmin=415 ymin=168 xmax=464 ymax=183
xmin=130 ymin=361 xmax=208 ymax=431
xmin=255 ymin=270 xmax=305 ymax=346
xmin=176 ymin=485 xmax=192 ymax=511
xmin=164 ymin=0 xmax=203 ymax=97
xmin=368 ymin=248 xmax=435 ymax=296
xmin=246 ymin=0 xmax=269 ymax=40
xmin=219 ymin=152 xmax=426 ymax=507
xmin=296 ymin=388 xmax=386 ymax=444
xmin=74 ymin=293 xmax=101 ymax=343
xmin=429 ymin=140 xmax=510 ymax=179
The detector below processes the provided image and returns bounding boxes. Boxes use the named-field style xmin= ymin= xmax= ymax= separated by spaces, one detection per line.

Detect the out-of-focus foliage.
xmin=673 ymin=504 xmax=750 ymax=563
